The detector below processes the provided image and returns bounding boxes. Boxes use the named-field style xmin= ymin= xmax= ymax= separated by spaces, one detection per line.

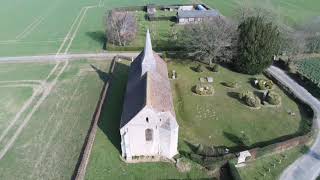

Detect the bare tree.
xmin=179 ymin=17 xmax=237 ymax=64
xmin=106 ymin=10 xmax=137 ymax=46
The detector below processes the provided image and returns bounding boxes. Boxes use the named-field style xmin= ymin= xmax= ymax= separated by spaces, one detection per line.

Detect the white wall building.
xmin=120 ymin=30 xmax=179 ymax=162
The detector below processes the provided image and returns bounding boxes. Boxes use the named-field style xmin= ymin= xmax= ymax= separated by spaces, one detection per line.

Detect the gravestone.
xmin=199 ymin=77 xmax=205 ymax=83
xmin=207 ymin=77 xmax=213 ymax=83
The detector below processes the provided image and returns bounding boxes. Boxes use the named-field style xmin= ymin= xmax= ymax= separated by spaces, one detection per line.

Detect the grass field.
xmin=85 ymin=61 xmax=210 ymax=180
xmin=168 ymin=60 xmax=312 ymax=150
xmin=0 ymin=59 xmax=111 ymax=179
xmin=237 ymin=145 xmax=306 ymax=180
xmin=1 ymin=0 xmax=319 ymax=56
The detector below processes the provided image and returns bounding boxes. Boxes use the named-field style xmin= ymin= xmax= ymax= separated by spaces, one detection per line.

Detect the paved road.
xmin=267 ymin=66 xmax=320 ymax=180
xmin=0 ymin=52 xmax=140 ymax=63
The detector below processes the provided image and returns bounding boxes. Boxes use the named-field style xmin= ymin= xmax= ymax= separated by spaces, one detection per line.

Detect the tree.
xmin=106 ymin=10 xmax=137 ymax=46
xmin=178 ymin=17 xmax=236 ymax=65
xmin=234 ymin=16 xmax=280 ymax=74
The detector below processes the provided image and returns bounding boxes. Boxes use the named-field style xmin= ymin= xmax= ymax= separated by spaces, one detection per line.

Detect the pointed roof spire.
xmin=141 ymin=29 xmax=156 ymax=75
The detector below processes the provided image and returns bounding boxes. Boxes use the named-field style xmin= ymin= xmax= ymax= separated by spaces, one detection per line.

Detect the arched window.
xmin=145 ymin=129 xmax=153 ymax=141
xmin=146 ymin=117 xmax=149 ymax=123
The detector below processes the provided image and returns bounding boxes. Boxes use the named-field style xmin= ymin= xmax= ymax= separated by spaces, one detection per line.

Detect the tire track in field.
xmin=16 ymin=16 xmax=45 ymax=40
xmin=0 ymin=60 xmax=61 ymax=145
xmin=56 ymin=7 xmax=85 ymax=56
xmin=0 ymin=60 xmax=69 ymax=160
xmin=29 ymin=76 xmax=83 ymax=179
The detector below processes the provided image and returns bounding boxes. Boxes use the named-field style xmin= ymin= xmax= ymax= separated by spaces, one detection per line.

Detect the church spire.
xmin=141 ymin=29 xmax=156 ymax=76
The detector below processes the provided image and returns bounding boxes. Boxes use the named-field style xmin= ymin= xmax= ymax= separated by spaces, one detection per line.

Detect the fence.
xmin=73 ymin=57 xmax=117 ymax=180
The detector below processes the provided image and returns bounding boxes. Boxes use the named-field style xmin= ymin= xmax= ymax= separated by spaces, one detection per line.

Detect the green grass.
xmin=107 ymin=11 xmax=179 ymax=51
xmin=0 ymin=60 xmax=111 ymax=179
xmin=0 ymin=62 xmax=55 ymax=81
xmin=0 ymin=87 xmax=33 ymax=133
xmin=237 ymin=145 xmax=306 ymax=180
xmin=168 ymin=60 xmax=312 ymax=150
xmin=203 ymin=0 xmax=320 ymax=25
xmin=85 ymin=61 xmax=209 ymax=180
xmin=1 ymin=0 xmax=319 ymax=56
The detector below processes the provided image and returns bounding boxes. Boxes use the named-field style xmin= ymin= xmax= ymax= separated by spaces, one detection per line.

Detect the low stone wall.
xmin=73 ymin=57 xmax=117 ymax=180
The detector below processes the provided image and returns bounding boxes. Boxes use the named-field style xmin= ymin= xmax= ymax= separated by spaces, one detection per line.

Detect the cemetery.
xmin=168 ymin=60 xmax=313 ymax=151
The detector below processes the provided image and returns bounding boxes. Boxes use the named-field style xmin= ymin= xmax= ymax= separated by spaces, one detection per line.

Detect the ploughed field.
xmin=0 ymin=60 xmax=111 ymax=180
xmin=168 ymin=60 xmax=313 ymax=150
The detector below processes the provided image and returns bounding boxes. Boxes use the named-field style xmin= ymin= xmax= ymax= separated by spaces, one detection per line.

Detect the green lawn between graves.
xmin=237 ymin=145 xmax=306 ymax=180
xmin=85 ymin=61 xmax=210 ymax=180
xmin=0 ymin=60 xmax=111 ymax=180
xmin=168 ymin=60 xmax=312 ymax=150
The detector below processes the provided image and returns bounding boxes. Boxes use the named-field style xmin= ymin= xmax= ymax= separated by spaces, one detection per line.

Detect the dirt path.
xmin=267 ymin=66 xmax=320 ymax=180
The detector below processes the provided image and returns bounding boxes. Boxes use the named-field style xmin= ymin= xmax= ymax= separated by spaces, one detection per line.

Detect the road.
xmin=0 ymin=52 xmax=140 ymax=63
xmin=267 ymin=66 xmax=320 ymax=180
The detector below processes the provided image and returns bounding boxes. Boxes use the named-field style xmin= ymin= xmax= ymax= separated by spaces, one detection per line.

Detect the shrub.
xmin=196 ymin=144 xmax=228 ymax=157
xmin=195 ymin=64 xmax=206 ymax=72
xmin=210 ymin=64 xmax=220 ymax=72
xmin=266 ymin=91 xmax=281 ymax=105
xmin=193 ymin=84 xmax=214 ymax=95
xmin=257 ymin=79 xmax=274 ymax=90
xmin=222 ymin=81 xmax=238 ymax=88
xmin=239 ymin=91 xmax=261 ymax=108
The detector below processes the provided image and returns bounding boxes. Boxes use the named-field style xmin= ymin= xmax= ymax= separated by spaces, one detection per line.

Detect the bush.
xmin=210 ymin=64 xmax=220 ymax=72
xmin=222 ymin=81 xmax=238 ymax=88
xmin=266 ymin=91 xmax=281 ymax=105
xmin=195 ymin=144 xmax=228 ymax=157
xmin=257 ymin=79 xmax=274 ymax=90
xmin=239 ymin=91 xmax=261 ymax=108
xmin=195 ymin=64 xmax=206 ymax=72
xmin=193 ymin=84 xmax=214 ymax=95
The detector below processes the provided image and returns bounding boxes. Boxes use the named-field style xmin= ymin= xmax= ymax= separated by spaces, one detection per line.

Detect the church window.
xmin=145 ymin=129 xmax=153 ymax=141
xmin=146 ymin=117 xmax=149 ymax=123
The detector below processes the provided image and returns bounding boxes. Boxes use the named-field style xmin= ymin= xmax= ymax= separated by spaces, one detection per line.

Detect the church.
xmin=120 ymin=30 xmax=179 ymax=161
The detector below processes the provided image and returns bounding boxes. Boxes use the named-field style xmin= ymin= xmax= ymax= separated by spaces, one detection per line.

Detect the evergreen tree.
xmin=234 ymin=16 xmax=280 ymax=74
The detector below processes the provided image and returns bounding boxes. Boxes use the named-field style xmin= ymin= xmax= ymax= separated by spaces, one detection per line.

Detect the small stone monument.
xmin=172 ymin=70 xmax=176 ymax=79
xmin=235 ymin=150 xmax=252 ymax=167
xmin=207 ymin=77 xmax=213 ymax=83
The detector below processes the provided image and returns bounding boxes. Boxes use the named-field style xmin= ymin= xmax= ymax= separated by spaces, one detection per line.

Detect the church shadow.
xmin=97 ymin=62 xmax=129 ymax=154
xmin=90 ymin=64 xmax=109 ymax=83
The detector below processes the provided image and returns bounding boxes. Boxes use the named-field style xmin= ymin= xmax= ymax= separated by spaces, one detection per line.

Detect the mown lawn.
xmin=237 ymin=145 xmax=306 ymax=180
xmin=85 ymin=61 xmax=209 ymax=180
xmin=168 ymin=60 xmax=312 ymax=150
xmin=0 ymin=60 xmax=111 ymax=180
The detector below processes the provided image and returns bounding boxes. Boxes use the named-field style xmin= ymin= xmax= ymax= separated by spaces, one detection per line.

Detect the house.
xmin=177 ymin=9 xmax=220 ymax=24
xmin=120 ymin=30 xmax=179 ymax=162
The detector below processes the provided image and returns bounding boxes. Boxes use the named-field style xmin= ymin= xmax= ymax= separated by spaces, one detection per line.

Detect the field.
xmin=237 ymin=145 xmax=306 ymax=180
xmin=1 ymin=0 xmax=320 ymax=56
xmin=85 ymin=61 xmax=210 ymax=180
xmin=0 ymin=59 xmax=111 ymax=179
xmin=168 ymin=60 xmax=312 ymax=150
xmin=295 ymin=58 xmax=320 ymax=86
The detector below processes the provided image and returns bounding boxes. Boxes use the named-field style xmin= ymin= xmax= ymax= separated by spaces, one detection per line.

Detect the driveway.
xmin=266 ymin=65 xmax=320 ymax=180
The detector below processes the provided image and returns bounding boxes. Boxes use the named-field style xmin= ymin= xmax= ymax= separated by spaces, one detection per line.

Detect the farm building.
xmin=177 ymin=9 xmax=220 ymax=24
xmin=120 ymin=30 xmax=179 ymax=161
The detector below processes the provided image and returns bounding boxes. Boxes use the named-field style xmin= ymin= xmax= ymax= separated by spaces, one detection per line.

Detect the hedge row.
xmin=113 ymin=6 xmax=145 ymax=11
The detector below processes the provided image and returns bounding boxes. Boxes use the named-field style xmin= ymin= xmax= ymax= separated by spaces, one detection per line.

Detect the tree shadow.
xmin=226 ymin=91 xmax=247 ymax=106
xmin=86 ymin=31 xmax=107 ymax=50
xmin=97 ymin=62 xmax=130 ymax=153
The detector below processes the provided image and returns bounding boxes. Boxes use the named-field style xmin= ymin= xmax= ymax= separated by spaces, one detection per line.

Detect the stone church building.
xmin=120 ymin=30 xmax=179 ymax=161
